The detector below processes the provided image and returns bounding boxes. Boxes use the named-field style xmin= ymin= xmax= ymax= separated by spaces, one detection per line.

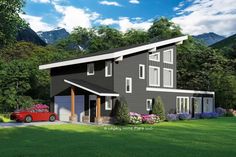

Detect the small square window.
xmin=146 ymin=99 xmax=152 ymax=111
xmin=125 ymin=77 xmax=132 ymax=93
xmin=149 ymin=52 xmax=160 ymax=62
xmin=139 ymin=64 xmax=145 ymax=79
xmin=105 ymin=97 xmax=112 ymax=110
xmin=87 ymin=63 xmax=94 ymax=75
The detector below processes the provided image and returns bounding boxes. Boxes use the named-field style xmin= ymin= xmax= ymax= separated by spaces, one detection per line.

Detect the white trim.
xmin=39 ymin=36 xmax=188 ymax=70
xmin=163 ymin=49 xmax=174 ymax=64
xmin=149 ymin=66 xmax=160 ymax=87
xmin=176 ymin=96 xmax=189 ymax=114
xmin=125 ymin=77 xmax=132 ymax=93
xmin=64 ymin=79 xmax=119 ymax=97
xmin=105 ymin=96 xmax=112 ymax=110
xmin=139 ymin=64 xmax=145 ymax=79
xmin=146 ymin=99 xmax=152 ymax=111
xmin=105 ymin=61 xmax=112 ymax=77
xmin=146 ymin=87 xmax=215 ymax=95
xmin=87 ymin=63 xmax=94 ymax=76
xmin=163 ymin=68 xmax=173 ymax=88
xmin=149 ymin=52 xmax=160 ymax=62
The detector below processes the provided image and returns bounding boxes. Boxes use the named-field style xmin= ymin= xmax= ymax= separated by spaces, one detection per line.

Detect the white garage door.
xmin=54 ymin=95 xmax=84 ymax=122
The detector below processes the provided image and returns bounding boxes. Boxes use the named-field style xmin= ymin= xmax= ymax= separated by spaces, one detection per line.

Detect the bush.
xmin=200 ymin=112 xmax=219 ymax=119
xmin=114 ymin=98 xmax=130 ymax=125
xmin=166 ymin=114 xmax=178 ymax=121
xmin=129 ymin=112 xmax=142 ymax=124
xmin=215 ymin=107 xmax=226 ymax=116
xmin=178 ymin=113 xmax=191 ymax=120
xmin=0 ymin=117 xmax=3 ymax=122
xmin=225 ymin=109 xmax=236 ymax=117
xmin=152 ymin=96 xmax=165 ymax=120
xmin=142 ymin=114 xmax=160 ymax=124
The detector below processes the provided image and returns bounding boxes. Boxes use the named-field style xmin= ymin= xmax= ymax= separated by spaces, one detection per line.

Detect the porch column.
xmin=95 ymin=96 xmax=102 ymax=123
xmin=70 ymin=86 xmax=77 ymax=122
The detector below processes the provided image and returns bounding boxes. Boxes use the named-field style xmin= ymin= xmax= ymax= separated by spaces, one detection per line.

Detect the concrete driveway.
xmin=0 ymin=121 xmax=66 ymax=128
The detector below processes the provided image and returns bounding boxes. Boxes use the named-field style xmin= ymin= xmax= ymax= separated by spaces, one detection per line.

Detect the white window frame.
xmin=176 ymin=96 xmax=189 ymax=114
xmin=191 ymin=97 xmax=202 ymax=114
xmin=149 ymin=52 xmax=160 ymax=62
xmin=163 ymin=68 xmax=173 ymax=88
xmin=146 ymin=99 xmax=152 ymax=111
xmin=163 ymin=49 xmax=173 ymax=64
xmin=105 ymin=96 xmax=112 ymax=110
xmin=139 ymin=64 xmax=145 ymax=79
xmin=149 ymin=66 xmax=160 ymax=87
xmin=125 ymin=77 xmax=132 ymax=93
xmin=87 ymin=63 xmax=94 ymax=76
xmin=105 ymin=61 xmax=112 ymax=77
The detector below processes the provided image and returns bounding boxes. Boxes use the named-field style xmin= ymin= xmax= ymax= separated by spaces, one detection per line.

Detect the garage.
xmin=54 ymin=95 xmax=84 ymax=122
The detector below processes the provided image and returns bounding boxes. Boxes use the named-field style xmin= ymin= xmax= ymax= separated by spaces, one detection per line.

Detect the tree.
xmin=0 ymin=0 xmax=27 ymax=48
xmin=123 ymin=29 xmax=149 ymax=45
xmin=114 ymin=97 xmax=130 ymax=125
xmin=153 ymin=96 xmax=165 ymax=120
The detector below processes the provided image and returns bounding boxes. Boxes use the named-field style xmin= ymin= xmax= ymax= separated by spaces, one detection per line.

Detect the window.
xmin=163 ymin=49 xmax=173 ymax=64
xmin=125 ymin=77 xmax=132 ymax=93
xmin=176 ymin=97 xmax=189 ymax=113
xmin=163 ymin=68 xmax=173 ymax=87
xmin=192 ymin=97 xmax=202 ymax=113
xmin=149 ymin=66 xmax=160 ymax=87
xmin=149 ymin=52 xmax=160 ymax=62
xmin=87 ymin=63 xmax=94 ymax=75
xmin=105 ymin=61 xmax=112 ymax=77
xmin=203 ymin=97 xmax=213 ymax=112
xmin=105 ymin=97 xmax=112 ymax=110
xmin=139 ymin=64 xmax=145 ymax=79
xmin=146 ymin=99 xmax=152 ymax=111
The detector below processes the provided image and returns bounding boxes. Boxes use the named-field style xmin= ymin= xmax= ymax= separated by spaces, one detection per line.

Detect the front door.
xmin=90 ymin=100 xmax=96 ymax=122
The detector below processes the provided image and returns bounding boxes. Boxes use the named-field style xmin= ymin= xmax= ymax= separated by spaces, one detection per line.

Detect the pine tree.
xmin=114 ymin=97 xmax=130 ymax=125
xmin=152 ymin=96 xmax=165 ymax=120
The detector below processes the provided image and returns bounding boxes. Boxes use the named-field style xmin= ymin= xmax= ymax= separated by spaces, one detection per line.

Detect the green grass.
xmin=1 ymin=117 xmax=236 ymax=157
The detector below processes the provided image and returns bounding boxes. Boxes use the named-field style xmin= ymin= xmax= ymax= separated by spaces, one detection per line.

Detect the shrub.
xmin=225 ymin=109 xmax=235 ymax=117
xmin=166 ymin=114 xmax=178 ymax=121
xmin=152 ymin=96 xmax=165 ymax=120
xmin=215 ymin=107 xmax=226 ymax=116
xmin=200 ymin=112 xmax=219 ymax=119
xmin=129 ymin=112 xmax=142 ymax=124
xmin=0 ymin=117 xmax=3 ymax=122
xmin=114 ymin=98 xmax=130 ymax=125
xmin=178 ymin=113 xmax=191 ymax=120
xmin=142 ymin=114 xmax=160 ymax=124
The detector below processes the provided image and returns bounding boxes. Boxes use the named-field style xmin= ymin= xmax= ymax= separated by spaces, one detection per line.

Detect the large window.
xmin=163 ymin=68 xmax=173 ymax=87
xmin=105 ymin=61 xmax=112 ymax=77
xmin=192 ymin=97 xmax=202 ymax=113
xmin=163 ymin=49 xmax=173 ymax=64
xmin=87 ymin=63 xmax=94 ymax=75
xmin=203 ymin=97 xmax=213 ymax=112
xmin=146 ymin=99 xmax=152 ymax=111
xmin=139 ymin=64 xmax=145 ymax=79
xmin=176 ymin=97 xmax=189 ymax=113
xmin=149 ymin=66 xmax=160 ymax=87
xmin=149 ymin=52 xmax=160 ymax=62
xmin=125 ymin=77 xmax=132 ymax=93
xmin=105 ymin=97 xmax=112 ymax=110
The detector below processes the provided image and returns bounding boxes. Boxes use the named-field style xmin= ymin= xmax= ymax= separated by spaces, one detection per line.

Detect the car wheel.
xmin=25 ymin=115 xmax=32 ymax=123
xmin=49 ymin=115 xmax=56 ymax=122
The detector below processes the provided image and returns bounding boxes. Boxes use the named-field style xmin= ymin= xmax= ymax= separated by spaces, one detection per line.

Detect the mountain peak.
xmin=193 ymin=32 xmax=225 ymax=46
xmin=37 ymin=28 xmax=69 ymax=44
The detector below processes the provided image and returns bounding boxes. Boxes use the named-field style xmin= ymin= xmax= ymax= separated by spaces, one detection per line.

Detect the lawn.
xmin=1 ymin=117 xmax=236 ymax=157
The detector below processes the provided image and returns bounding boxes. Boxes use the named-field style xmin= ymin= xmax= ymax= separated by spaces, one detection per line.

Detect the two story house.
xmin=39 ymin=35 xmax=215 ymax=123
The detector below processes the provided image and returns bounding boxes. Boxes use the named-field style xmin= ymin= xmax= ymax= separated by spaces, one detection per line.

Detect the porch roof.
xmin=64 ymin=79 xmax=119 ymax=97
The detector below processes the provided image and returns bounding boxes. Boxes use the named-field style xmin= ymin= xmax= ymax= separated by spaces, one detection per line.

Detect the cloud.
xmin=99 ymin=1 xmax=121 ymax=7
xmin=52 ymin=3 xmax=100 ymax=32
xmin=31 ymin=0 xmax=50 ymax=3
xmin=172 ymin=0 xmax=236 ymax=36
xmin=20 ymin=14 xmax=53 ymax=32
xmin=129 ymin=0 xmax=140 ymax=4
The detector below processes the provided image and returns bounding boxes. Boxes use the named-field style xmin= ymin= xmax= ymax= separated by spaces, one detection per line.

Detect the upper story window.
xmin=105 ymin=61 xmax=112 ymax=77
xmin=163 ymin=68 xmax=173 ymax=88
xmin=87 ymin=63 xmax=94 ymax=75
xmin=139 ymin=64 xmax=145 ymax=79
xmin=105 ymin=97 xmax=112 ymax=110
xmin=149 ymin=52 xmax=160 ymax=62
xmin=149 ymin=66 xmax=160 ymax=87
xmin=125 ymin=77 xmax=132 ymax=93
xmin=163 ymin=49 xmax=173 ymax=64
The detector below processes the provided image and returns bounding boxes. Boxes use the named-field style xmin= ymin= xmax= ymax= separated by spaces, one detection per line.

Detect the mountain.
xmin=17 ymin=28 xmax=47 ymax=46
xmin=37 ymin=28 xmax=69 ymax=44
xmin=193 ymin=32 xmax=225 ymax=46
xmin=211 ymin=33 xmax=236 ymax=49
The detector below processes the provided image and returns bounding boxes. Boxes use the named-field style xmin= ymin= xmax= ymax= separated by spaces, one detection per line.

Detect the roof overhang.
xmin=39 ymin=36 xmax=188 ymax=70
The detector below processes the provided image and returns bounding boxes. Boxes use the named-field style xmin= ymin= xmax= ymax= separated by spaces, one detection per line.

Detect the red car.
xmin=10 ymin=104 xmax=58 ymax=123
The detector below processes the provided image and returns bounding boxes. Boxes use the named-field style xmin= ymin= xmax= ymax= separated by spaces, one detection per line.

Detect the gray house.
xmin=39 ymin=36 xmax=215 ymax=123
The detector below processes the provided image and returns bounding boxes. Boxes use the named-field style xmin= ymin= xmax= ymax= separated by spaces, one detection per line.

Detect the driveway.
xmin=0 ymin=121 xmax=66 ymax=128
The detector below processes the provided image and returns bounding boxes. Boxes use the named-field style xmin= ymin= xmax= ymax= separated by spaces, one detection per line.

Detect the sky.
xmin=21 ymin=0 xmax=236 ymax=37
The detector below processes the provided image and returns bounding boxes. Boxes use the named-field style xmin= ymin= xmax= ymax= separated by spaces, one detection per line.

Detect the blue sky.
xmin=21 ymin=0 xmax=236 ymax=36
